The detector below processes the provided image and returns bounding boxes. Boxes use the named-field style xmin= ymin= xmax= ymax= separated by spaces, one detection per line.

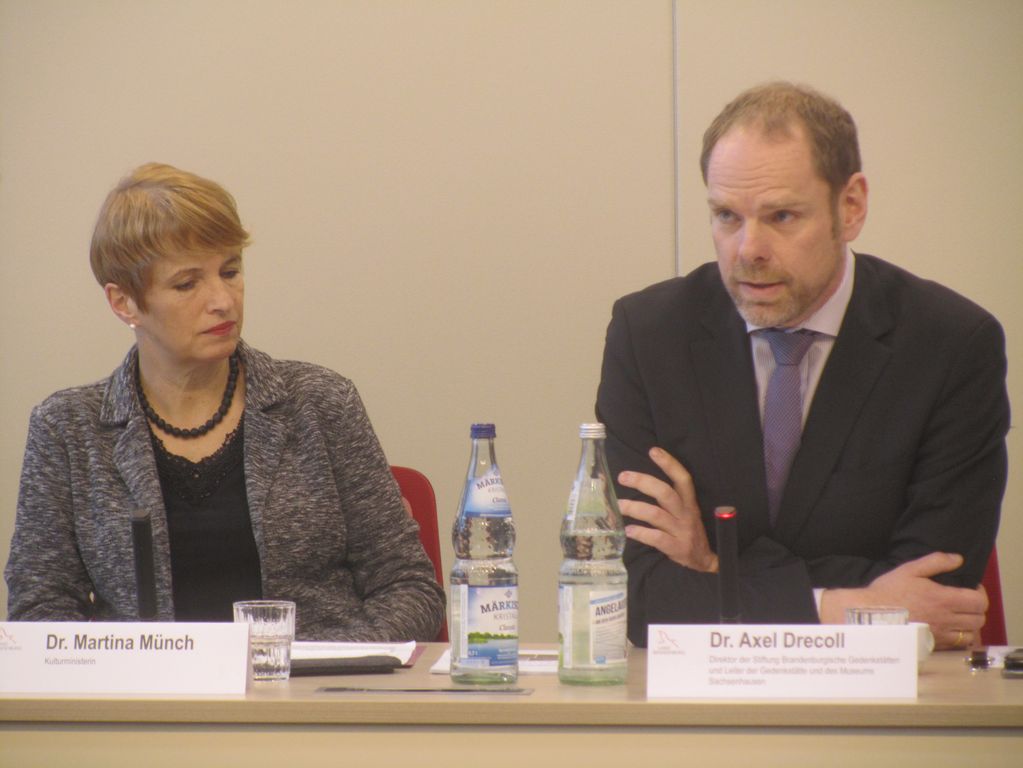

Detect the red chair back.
xmin=392 ymin=465 xmax=449 ymax=642
xmin=980 ymin=548 xmax=1007 ymax=646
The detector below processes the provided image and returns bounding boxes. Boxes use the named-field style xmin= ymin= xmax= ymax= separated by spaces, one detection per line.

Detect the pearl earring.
xmin=129 ymin=322 xmax=137 ymax=329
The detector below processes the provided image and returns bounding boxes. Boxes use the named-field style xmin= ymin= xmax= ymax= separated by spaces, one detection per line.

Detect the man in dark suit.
xmin=597 ymin=82 xmax=1009 ymax=650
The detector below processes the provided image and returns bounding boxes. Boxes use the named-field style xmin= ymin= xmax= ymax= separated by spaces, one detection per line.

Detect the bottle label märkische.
xmin=453 ymin=584 xmax=519 ymax=669
xmin=462 ymin=468 xmax=510 ymax=517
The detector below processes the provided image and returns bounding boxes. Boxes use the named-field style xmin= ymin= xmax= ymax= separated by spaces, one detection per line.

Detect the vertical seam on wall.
xmin=672 ymin=0 xmax=681 ymax=277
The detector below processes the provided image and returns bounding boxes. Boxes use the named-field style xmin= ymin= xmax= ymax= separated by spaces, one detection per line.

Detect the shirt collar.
xmin=745 ymin=248 xmax=854 ymax=338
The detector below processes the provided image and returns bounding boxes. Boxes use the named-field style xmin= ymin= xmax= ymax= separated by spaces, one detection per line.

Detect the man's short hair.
xmin=700 ymin=81 xmax=862 ymax=201
xmin=90 ymin=163 xmax=250 ymax=310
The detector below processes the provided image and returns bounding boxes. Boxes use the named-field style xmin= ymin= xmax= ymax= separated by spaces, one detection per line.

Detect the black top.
xmin=151 ymin=422 xmax=262 ymax=620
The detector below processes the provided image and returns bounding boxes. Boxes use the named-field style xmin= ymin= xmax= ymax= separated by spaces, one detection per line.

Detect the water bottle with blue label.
xmin=449 ymin=423 xmax=519 ymax=684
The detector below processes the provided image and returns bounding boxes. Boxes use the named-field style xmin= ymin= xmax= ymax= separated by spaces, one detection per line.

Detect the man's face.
xmin=706 ymin=124 xmax=865 ymax=328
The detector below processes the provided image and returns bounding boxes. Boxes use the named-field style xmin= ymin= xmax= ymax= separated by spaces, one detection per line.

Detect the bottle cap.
xmin=470 ymin=423 xmax=496 ymax=439
xmin=579 ymin=422 xmax=606 ymax=439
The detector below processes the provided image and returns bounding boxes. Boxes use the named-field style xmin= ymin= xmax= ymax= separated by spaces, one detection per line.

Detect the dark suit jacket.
xmin=596 ymin=254 xmax=1009 ymax=646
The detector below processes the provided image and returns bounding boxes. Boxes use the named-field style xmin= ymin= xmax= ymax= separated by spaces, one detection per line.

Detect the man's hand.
xmin=820 ymin=552 xmax=988 ymax=649
xmin=617 ymin=447 xmax=718 ymax=573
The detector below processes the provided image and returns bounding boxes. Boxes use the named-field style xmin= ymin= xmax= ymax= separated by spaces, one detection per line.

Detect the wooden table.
xmin=2 ymin=644 xmax=1020 ymax=767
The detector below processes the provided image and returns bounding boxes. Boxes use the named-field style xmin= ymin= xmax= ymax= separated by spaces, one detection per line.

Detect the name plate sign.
xmin=0 ymin=621 xmax=249 ymax=695
xmin=647 ymin=624 xmax=917 ymax=699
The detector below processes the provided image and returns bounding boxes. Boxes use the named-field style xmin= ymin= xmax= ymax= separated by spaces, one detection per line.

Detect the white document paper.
xmin=0 ymin=621 xmax=249 ymax=695
xmin=647 ymin=624 xmax=917 ymax=699
xmin=291 ymin=640 xmax=417 ymax=664
xmin=430 ymin=647 xmax=559 ymax=674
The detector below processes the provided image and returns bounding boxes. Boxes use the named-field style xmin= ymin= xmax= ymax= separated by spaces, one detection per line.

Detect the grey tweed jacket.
xmin=5 ymin=341 xmax=445 ymax=641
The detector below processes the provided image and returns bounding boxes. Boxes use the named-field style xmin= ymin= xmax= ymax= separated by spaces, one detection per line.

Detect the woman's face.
xmin=134 ymin=249 xmax=244 ymax=368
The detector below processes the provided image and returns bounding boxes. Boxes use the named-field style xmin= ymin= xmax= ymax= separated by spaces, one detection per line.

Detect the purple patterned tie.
xmin=762 ymin=329 xmax=817 ymax=524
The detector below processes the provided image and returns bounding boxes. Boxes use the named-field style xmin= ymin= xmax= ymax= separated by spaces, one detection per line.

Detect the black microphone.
xmin=131 ymin=512 xmax=157 ymax=619
xmin=715 ymin=506 xmax=741 ymax=624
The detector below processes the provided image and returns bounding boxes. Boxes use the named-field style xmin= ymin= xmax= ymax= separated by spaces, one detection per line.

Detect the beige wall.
xmin=0 ymin=0 xmax=1018 ymax=641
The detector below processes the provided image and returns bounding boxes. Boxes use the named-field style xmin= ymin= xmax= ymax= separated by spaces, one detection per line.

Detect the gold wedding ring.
xmin=955 ymin=629 xmax=967 ymax=649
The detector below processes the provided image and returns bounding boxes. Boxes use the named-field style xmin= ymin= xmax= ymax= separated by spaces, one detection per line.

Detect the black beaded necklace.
xmin=136 ymin=353 xmax=240 ymax=439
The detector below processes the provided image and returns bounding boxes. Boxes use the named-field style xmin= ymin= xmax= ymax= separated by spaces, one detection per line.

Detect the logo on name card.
xmin=0 ymin=627 xmax=22 ymax=651
xmin=653 ymin=628 xmax=685 ymax=655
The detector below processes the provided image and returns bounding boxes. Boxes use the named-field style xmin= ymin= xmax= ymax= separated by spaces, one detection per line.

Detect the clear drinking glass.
xmin=233 ymin=600 xmax=296 ymax=681
xmin=844 ymin=606 xmax=909 ymax=625
xmin=846 ymin=606 xmax=932 ymax=667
